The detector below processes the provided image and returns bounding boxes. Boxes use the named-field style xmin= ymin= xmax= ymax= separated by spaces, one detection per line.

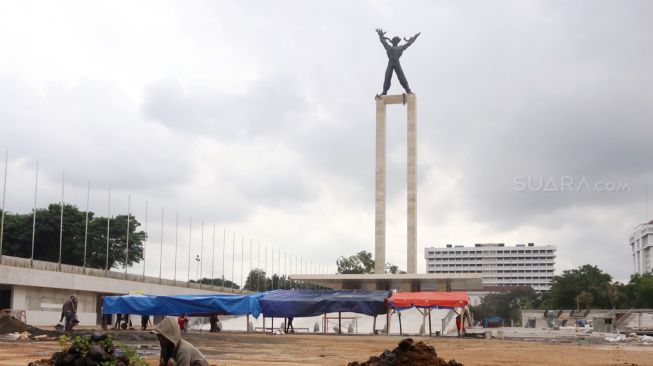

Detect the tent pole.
xmin=272 ymin=317 xmax=274 ymax=333
xmin=263 ymin=315 xmax=265 ymax=333
xmin=246 ymin=314 xmax=250 ymax=333
xmin=398 ymin=311 xmax=402 ymax=336
xmin=386 ymin=310 xmax=390 ymax=335
xmin=428 ymin=308 xmax=432 ymax=336
xmin=338 ymin=312 xmax=342 ymax=334
xmin=373 ymin=315 xmax=377 ymax=334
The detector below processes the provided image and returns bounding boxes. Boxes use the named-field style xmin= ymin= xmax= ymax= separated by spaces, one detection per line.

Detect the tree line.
xmin=471 ymin=264 xmax=653 ymax=325
xmin=0 ymin=203 xmax=145 ymax=269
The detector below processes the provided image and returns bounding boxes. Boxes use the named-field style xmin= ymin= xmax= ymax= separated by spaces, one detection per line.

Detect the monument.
xmin=374 ymin=29 xmax=419 ymax=274
xmin=290 ymin=30 xmax=482 ymax=291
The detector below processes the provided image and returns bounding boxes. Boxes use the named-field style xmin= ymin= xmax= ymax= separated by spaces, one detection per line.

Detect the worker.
xmin=208 ymin=315 xmax=220 ymax=333
xmin=455 ymin=312 xmax=464 ymax=337
xmin=60 ymin=295 xmax=78 ymax=332
xmin=177 ymin=314 xmax=189 ymax=332
xmin=153 ymin=317 xmax=209 ymax=366
xmin=141 ymin=315 xmax=151 ymax=331
xmin=286 ymin=317 xmax=294 ymax=333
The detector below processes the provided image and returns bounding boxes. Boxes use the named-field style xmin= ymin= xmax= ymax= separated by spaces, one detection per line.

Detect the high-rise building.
xmin=630 ymin=220 xmax=653 ymax=274
xmin=424 ymin=243 xmax=556 ymax=291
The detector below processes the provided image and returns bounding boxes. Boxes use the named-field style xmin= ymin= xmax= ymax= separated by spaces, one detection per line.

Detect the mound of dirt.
xmin=348 ymin=338 xmax=463 ymax=366
xmin=0 ymin=313 xmax=53 ymax=336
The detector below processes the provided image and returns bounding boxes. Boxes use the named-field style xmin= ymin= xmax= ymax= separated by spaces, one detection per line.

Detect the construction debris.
xmin=0 ymin=312 xmax=56 ymax=338
xmin=347 ymin=338 xmax=463 ymax=366
xmin=604 ymin=333 xmax=653 ymax=344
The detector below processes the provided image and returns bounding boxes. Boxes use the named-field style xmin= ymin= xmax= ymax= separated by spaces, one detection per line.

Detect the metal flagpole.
xmin=83 ymin=181 xmax=89 ymax=270
xmin=30 ymin=161 xmax=38 ymax=267
xmin=200 ymin=221 xmax=204 ymax=285
xmin=271 ymin=246 xmax=274 ymax=290
xmin=159 ymin=207 xmax=164 ymax=282
xmin=174 ymin=212 xmax=179 ymax=282
xmin=198 ymin=221 xmax=204 ymax=288
xmin=284 ymin=251 xmax=287 ymax=289
xmin=278 ymin=247 xmax=281 ymax=287
xmin=187 ymin=217 xmax=192 ymax=284
xmin=58 ymin=172 xmax=64 ymax=271
xmin=222 ymin=228 xmax=225 ymax=289
xmin=105 ymin=188 xmax=111 ymax=272
xmin=249 ymin=238 xmax=252 ymax=290
xmin=265 ymin=244 xmax=268 ymax=291
xmin=0 ymin=151 xmax=8 ymax=263
xmin=257 ymin=241 xmax=260 ymax=291
xmin=142 ymin=200 xmax=148 ymax=279
xmin=231 ymin=232 xmax=235 ymax=292
xmin=240 ymin=235 xmax=244 ymax=293
xmin=211 ymin=225 xmax=216 ymax=289
xmin=125 ymin=194 xmax=130 ymax=277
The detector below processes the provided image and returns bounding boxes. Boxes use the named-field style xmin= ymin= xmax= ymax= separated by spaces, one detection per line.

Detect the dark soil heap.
xmin=28 ymin=333 xmax=147 ymax=366
xmin=348 ymin=338 xmax=463 ymax=366
xmin=0 ymin=313 xmax=53 ymax=336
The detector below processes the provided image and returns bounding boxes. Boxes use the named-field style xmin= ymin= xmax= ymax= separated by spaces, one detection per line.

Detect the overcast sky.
xmin=1 ymin=1 xmax=651 ymax=283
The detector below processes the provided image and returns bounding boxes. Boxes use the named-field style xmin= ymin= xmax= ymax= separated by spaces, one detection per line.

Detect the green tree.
xmin=336 ymin=250 xmax=404 ymax=274
xmin=193 ymin=277 xmax=240 ymax=290
xmin=603 ymin=282 xmax=629 ymax=309
xmin=1 ymin=203 xmax=145 ymax=269
xmin=545 ymin=265 xmax=612 ymax=310
xmin=626 ymin=272 xmax=653 ymax=308
xmin=470 ymin=287 xmax=539 ymax=325
xmin=336 ymin=250 xmax=375 ymax=274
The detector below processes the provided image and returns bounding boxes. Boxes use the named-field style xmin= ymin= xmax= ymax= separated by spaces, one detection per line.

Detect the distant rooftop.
xmin=438 ymin=242 xmax=552 ymax=248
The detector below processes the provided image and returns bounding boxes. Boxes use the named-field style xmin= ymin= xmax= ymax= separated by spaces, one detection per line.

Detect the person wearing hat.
xmin=375 ymin=28 xmax=420 ymax=95
xmin=152 ymin=317 xmax=208 ymax=366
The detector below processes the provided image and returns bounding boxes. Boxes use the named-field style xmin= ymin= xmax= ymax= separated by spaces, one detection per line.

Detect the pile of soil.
xmin=348 ymin=338 xmax=463 ymax=366
xmin=0 ymin=313 xmax=53 ymax=336
xmin=28 ymin=332 xmax=145 ymax=366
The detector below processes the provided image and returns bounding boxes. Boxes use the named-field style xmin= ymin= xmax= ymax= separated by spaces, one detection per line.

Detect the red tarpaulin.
xmin=387 ymin=291 xmax=469 ymax=310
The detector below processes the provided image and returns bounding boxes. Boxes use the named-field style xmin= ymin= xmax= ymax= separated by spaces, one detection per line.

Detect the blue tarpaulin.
xmin=102 ymin=293 xmax=265 ymax=318
xmin=259 ymin=290 xmax=390 ymax=317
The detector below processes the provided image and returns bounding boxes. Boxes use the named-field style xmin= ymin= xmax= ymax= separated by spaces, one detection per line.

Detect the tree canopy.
xmin=0 ymin=203 xmax=145 ymax=269
xmin=336 ymin=250 xmax=404 ymax=274
xmin=543 ymin=264 xmax=613 ymax=310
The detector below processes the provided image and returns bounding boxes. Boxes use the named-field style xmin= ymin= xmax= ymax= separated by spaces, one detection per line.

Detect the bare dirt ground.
xmin=2 ymin=331 xmax=652 ymax=366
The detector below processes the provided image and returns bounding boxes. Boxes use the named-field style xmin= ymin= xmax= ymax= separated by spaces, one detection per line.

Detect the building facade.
xmin=424 ymin=243 xmax=556 ymax=292
xmin=630 ymin=220 xmax=653 ymax=274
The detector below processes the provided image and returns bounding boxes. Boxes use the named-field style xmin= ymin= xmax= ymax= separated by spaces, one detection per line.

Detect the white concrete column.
xmin=375 ymin=97 xmax=386 ymax=275
xmin=407 ymin=94 xmax=417 ymax=274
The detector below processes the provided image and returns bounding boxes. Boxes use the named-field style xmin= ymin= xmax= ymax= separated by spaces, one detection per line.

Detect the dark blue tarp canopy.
xmin=259 ymin=290 xmax=390 ymax=317
xmin=102 ymin=293 xmax=265 ymax=318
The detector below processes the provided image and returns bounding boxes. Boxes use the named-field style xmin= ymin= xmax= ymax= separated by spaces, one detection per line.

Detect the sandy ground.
xmin=2 ymin=331 xmax=652 ymax=366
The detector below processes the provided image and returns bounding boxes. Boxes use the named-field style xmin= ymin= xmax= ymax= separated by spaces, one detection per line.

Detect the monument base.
xmin=289 ymin=273 xmax=481 ymax=292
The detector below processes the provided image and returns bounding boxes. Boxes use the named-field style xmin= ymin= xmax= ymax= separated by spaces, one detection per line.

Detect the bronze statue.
xmin=376 ymin=28 xmax=420 ymax=95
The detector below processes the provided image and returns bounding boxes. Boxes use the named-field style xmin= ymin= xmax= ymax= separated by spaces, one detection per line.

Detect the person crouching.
xmin=153 ymin=317 xmax=208 ymax=366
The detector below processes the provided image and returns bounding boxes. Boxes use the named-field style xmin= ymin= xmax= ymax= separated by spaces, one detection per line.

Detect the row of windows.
xmin=430 ymin=257 xmax=554 ymax=261
xmin=431 ymin=268 xmax=553 ymax=274
xmin=430 ymin=263 xmax=554 ymax=268
xmin=428 ymin=249 xmax=555 ymax=255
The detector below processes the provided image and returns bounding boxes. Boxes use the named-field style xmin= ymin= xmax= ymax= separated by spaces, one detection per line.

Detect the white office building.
xmin=630 ymin=220 xmax=653 ymax=274
xmin=425 ymin=243 xmax=556 ymax=292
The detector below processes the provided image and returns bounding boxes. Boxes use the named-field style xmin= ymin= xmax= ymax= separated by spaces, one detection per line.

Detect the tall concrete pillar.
xmin=406 ymin=93 xmax=417 ymax=274
xmin=374 ymin=94 xmax=417 ymax=275
xmin=374 ymin=97 xmax=386 ymax=275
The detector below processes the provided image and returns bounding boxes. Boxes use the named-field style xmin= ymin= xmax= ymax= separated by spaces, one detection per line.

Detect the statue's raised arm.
xmin=376 ymin=28 xmax=390 ymax=50
xmin=400 ymin=32 xmax=421 ymax=50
